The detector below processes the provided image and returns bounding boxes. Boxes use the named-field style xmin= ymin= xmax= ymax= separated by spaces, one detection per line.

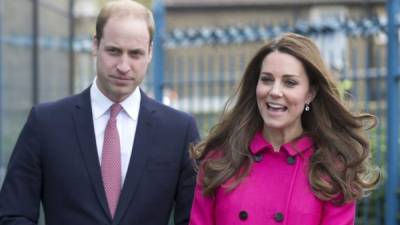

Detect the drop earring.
xmin=305 ymin=103 xmax=310 ymax=111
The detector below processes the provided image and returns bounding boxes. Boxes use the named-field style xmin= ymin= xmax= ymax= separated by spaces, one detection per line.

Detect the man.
xmin=0 ymin=1 xmax=199 ymax=225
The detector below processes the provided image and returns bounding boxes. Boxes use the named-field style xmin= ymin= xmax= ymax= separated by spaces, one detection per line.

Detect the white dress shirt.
xmin=90 ymin=79 xmax=140 ymax=185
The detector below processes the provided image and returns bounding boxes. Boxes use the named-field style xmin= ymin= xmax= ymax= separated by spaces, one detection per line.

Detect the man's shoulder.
xmin=34 ymin=88 xmax=89 ymax=114
xmin=142 ymin=93 xmax=192 ymax=120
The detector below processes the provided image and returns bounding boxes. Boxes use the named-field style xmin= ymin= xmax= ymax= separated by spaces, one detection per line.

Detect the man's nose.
xmin=116 ymin=56 xmax=131 ymax=74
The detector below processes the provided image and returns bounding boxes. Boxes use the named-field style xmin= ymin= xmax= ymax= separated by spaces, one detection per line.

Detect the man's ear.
xmin=147 ymin=42 xmax=153 ymax=63
xmin=92 ymin=34 xmax=99 ymax=57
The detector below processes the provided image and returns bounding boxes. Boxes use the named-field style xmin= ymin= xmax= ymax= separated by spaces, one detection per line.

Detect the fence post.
xmin=385 ymin=1 xmax=400 ymax=225
xmin=32 ymin=0 xmax=39 ymax=105
xmin=68 ymin=0 xmax=75 ymax=95
xmin=152 ymin=0 xmax=165 ymax=102
xmin=0 ymin=0 xmax=3 ymax=167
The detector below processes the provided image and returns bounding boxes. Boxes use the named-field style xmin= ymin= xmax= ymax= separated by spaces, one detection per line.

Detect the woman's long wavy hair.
xmin=191 ymin=33 xmax=380 ymax=204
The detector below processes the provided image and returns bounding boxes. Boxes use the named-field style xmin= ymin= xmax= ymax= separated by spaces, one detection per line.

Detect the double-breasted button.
xmin=287 ymin=156 xmax=296 ymax=165
xmin=239 ymin=210 xmax=248 ymax=221
xmin=274 ymin=212 xmax=284 ymax=222
xmin=254 ymin=153 xmax=263 ymax=162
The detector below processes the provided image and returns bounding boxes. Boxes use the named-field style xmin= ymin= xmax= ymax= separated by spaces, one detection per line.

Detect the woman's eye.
xmin=285 ymin=80 xmax=298 ymax=86
xmin=260 ymin=76 xmax=273 ymax=82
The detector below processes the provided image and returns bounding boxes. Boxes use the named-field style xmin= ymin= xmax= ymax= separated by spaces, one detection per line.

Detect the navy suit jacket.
xmin=0 ymin=88 xmax=200 ymax=225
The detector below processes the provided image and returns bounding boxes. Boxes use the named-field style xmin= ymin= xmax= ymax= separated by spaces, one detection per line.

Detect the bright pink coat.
xmin=189 ymin=132 xmax=355 ymax=225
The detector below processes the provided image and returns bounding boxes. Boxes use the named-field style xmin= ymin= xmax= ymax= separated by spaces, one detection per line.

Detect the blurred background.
xmin=0 ymin=0 xmax=399 ymax=224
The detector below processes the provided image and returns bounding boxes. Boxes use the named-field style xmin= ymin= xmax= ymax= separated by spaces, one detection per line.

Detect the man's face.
xmin=93 ymin=15 xmax=152 ymax=102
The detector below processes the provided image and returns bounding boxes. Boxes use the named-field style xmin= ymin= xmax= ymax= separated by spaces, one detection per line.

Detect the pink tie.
xmin=101 ymin=103 xmax=122 ymax=218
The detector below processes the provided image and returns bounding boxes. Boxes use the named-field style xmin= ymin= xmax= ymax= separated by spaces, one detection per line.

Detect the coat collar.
xmin=249 ymin=131 xmax=313 ymax=156
xmin=72 ymin=87 xmax=111 ymax=218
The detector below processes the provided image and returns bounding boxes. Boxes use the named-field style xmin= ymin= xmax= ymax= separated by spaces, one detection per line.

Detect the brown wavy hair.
xmin=191 ymin=33 xmax=380 ymax=204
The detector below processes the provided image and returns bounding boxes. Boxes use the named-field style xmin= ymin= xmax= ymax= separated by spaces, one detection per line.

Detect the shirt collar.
xmin=90 ymin=77 xmax=141 ymax=120
xmin=249 ymin=131 xmax=313 ymax=156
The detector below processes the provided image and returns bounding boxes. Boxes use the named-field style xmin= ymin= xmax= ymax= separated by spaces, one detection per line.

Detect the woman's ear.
xmin=308 ymin=86 xmax=317 ymax=103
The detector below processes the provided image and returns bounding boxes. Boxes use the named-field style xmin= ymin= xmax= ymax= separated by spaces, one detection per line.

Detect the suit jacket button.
xmin=274 ymin=212 xmax=284 ymax=222
xmin=287 ymin=156 xmax=296 ymax=165
xmin=239 ymin=210 xmax=248 ymax=220
xmin=254 ymin=153 xmax=263 ymax=162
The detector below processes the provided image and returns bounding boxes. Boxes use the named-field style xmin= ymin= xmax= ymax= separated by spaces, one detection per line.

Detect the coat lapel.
xmin=113 ymin=92 xmax=155 ymax=225
xmin=72 ymin=88 xmax=111 ymax=219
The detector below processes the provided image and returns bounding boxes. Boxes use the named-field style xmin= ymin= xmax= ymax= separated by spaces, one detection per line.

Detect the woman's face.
xmin=256 ymin=51 xmax=315 ymax=136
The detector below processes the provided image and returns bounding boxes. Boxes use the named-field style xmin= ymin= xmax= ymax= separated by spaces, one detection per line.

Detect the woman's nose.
xmin=269 ymin=83 xmax=283 ymax=97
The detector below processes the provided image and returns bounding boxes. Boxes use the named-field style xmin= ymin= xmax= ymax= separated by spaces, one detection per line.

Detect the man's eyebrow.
xmin=104 ymin=45 xmax=121 ymax=50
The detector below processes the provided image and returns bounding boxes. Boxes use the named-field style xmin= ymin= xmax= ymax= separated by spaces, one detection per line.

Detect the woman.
xmin=189 ymin=33 xmax=379 ymax=225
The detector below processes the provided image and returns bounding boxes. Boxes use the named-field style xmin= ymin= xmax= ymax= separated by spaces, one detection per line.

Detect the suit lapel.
xmin=113 ymin=92 xmax=155 ymax=225
xmin=72 ymin=88 xmax=111 ymax=219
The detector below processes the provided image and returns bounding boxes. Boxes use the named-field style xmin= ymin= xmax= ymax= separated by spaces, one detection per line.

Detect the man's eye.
xmin=130 ymin=51 xmax=144 ymax=58
xmin=107 ymin=49 xmax=119 ymax=54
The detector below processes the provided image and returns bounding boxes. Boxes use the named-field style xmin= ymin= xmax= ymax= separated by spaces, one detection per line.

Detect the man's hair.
xmin=95 ymin=0 xmax=155 ymax=45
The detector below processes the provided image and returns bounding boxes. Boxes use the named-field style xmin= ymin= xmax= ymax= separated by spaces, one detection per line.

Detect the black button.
xmin=254 ymin=154 xmax=263 ymax=162
xmin=239 ymin=210 xmax=248 ymax=220
xmin=287 ymin=156 xmax=296 ymax=165
xmin=274 ymin=212 xmax=284 ymax=222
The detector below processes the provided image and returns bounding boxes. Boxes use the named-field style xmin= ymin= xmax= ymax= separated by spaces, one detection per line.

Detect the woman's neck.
xmin=262 ymin=126 xmax=303 ymax=152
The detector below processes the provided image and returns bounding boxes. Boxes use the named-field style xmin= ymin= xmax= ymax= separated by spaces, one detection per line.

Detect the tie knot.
xmin=110 ymin=104 xmax=122 ymax=119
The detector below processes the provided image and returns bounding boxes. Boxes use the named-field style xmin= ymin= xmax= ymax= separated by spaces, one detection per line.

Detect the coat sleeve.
xmin=0 ymin=108 xmax=42 ymax=225
xmin=189 ymin=182 xmax=215 ymax=225
xmin=174 ymin=116 xmax=200 ymax=225
xmin=320 ymin=200 xmax=356 ymax=225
